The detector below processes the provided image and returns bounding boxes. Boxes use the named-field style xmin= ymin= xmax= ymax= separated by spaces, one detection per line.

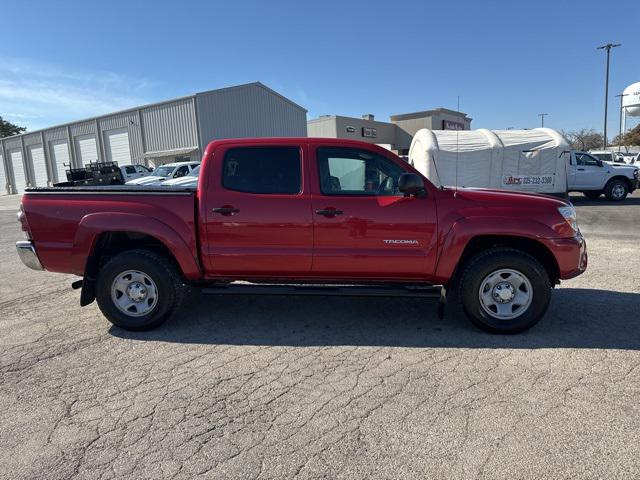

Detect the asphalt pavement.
xmin=0 ymin=192 xmax=638 ymax=479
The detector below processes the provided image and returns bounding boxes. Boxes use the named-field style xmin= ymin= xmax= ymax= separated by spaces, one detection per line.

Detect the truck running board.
xmin=201 ymin=283 xmax=442 ymax=298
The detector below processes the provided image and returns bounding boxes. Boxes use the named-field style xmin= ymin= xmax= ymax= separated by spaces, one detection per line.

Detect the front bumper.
xmin=630 ymin=178 xmax=639 ymax=192
xmin=545 ymin=234 xmax=587 ymax=280
xmin=16 ymin=241 xmax=44 ymax=271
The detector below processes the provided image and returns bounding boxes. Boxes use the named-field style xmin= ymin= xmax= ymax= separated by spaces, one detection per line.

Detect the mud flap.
xmin=77 ymin=278 xmax=96 ymax=306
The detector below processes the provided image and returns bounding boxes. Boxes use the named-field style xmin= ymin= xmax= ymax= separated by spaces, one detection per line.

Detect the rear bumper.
xmin=545 ymin=234 xmax=587 ymax=280
xmin=16 ymin=241 xmax=44 ymax=271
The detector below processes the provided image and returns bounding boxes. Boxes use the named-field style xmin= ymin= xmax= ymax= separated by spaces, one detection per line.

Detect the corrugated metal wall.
xmin=2 ymin=137 xmax=23 ymax=193
xmin=0 ymin=150 xmax=7 ymax=195
xmin=196 ymin=83 xmax=307 ymax=148
xmin=141 ymin=98 xmax=198 ymax=153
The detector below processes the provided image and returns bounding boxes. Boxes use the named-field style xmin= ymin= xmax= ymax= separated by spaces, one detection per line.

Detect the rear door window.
xmin=222 ymin=147 xmax=301 ymax=194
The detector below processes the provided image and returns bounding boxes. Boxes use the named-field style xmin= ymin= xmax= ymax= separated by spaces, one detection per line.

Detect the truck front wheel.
xmin=458 ymin=248 xmax=551 ymax=334
xmin=95 ymin=249 xmax=184 ymax=331
xmin=604 ymin=179 xmax=628 ymax=201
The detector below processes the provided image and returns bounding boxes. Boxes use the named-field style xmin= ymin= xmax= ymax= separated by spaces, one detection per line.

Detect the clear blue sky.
xmin=2 ymin=0 xmax=639 ymax=135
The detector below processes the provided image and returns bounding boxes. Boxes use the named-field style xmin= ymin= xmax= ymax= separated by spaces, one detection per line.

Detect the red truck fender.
xmin=433 ymin=216 xmax=560 ymax=284
xmin=70 ymin=212 xmax=202 ymax=280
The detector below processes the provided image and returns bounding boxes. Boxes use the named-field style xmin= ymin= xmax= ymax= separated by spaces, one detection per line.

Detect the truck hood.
xmin=452 ymin=187 xmax=569 ymax=209
xmin=441 ymin=187 xmax=576 ymax=238
xmin=126 ymin=175 xmax=169 ymax=185
xmin=605 ymin=162 xmax=638 ymax=174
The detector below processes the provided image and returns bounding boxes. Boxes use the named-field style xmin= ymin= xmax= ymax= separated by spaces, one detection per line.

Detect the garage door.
xmin=9 ymin=149 xmax=27 ymax=193
xmin=0 ymin=153 xmax=6 ymax=195
xmin=75 ymin=134 xmax=98 ymax=166
xmin=49 ymin=140 xmax=71 ymax=183
xmin=28 ymin=145 xmax=48 ymax=187
xmin=104 ymin=128 xmax=131 ymax=164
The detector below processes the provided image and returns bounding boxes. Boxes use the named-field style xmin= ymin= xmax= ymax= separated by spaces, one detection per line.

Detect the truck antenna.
xmin=455 ymin=95 xmax=460 ymax=196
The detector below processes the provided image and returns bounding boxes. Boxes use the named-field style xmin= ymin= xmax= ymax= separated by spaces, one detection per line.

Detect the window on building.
xmin=317 ymin=147 xmax=404 ymax=196
xmin=222 ymin=147 xmax=301 ymax=194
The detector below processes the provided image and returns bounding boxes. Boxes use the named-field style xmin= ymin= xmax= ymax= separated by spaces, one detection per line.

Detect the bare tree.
xmin=561 ymin=129 xmax=604 ymax=151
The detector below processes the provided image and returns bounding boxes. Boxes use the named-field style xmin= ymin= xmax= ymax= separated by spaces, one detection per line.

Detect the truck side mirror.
xmin=596 ymin=160 xmax=603 ymax=167
xmin=398 ymin=173 xmax=426 ymax=197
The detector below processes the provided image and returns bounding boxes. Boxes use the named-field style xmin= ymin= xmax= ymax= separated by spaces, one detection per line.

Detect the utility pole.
xmin=615 ymin=93 xmax=628 ymax=152
xmin=538 ymin=113 xmax=548 ymax=128
xmin=597 ymin=43 xmax=621 ymax=148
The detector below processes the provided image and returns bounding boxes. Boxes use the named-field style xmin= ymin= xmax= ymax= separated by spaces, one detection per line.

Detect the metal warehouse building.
xmin=0 ymin=82 xmax=307 ymax=194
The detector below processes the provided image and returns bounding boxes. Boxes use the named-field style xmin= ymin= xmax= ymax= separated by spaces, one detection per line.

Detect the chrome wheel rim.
xmin=478 ymin=269 xmax=533 ymax=320
xmin=612 ymin=183 xmax=625 ymax=199
xmin=111 ymin=270 xmax=158 ymax=317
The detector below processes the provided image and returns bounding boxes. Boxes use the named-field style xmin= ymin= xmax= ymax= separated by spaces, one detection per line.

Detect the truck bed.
xmin=22 ymin=186 xmax=199 ymax=278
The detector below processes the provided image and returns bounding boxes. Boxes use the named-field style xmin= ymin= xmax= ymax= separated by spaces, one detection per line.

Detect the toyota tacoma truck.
xmin=16 ymin=138 xmax=587 ymax=333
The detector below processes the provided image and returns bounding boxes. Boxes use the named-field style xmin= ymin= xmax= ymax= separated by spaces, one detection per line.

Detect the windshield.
xmin=188 ymin=166 xmax=200 ymax=177
xmin=153 ymin=166 xmax=174 ymax=177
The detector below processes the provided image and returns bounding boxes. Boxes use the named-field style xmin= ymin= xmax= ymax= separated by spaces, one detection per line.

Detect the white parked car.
xmin=568 ymin=151 xmax=639 ymax=200
xmin=160 ymin=165 xmax=200 ymax=188
xmin=119 ymin=164 xmax=154 ymax=183
xmin=126 ymin=162 xmax=200 ymax=186
xmin=589 ymin=150 xmax=626 ymax=164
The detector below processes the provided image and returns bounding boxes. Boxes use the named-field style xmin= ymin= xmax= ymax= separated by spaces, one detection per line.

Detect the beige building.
xmin=307 ymin=108 xmax=472 ymax=155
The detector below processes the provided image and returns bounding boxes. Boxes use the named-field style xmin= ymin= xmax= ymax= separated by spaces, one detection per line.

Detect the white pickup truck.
xmin=568 ymin=151 xmax=639 ymax=200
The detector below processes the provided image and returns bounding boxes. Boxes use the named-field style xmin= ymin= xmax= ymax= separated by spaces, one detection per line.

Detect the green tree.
xmin=0 ymin=116 xmax=26 ymax=138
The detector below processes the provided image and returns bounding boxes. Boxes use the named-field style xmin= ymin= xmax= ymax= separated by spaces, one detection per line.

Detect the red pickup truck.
xmin=16 ymin=138 xmax=587 ymax=333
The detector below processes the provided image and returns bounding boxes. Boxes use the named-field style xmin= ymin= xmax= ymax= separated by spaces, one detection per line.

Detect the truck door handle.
xmin=577 ymin=168 xmax=585 ymax=171
xmin=212 ymin=206 xmax=240 ymax=215
xmin=315 ymin=209 xmax=343 ymax=216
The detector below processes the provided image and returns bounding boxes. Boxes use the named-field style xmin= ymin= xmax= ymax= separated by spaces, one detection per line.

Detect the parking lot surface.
xmin=0 ymin=192 xmax=639 ymax=479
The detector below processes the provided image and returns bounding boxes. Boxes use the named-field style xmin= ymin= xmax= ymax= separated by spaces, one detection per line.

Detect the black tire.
xmin=95 ymin=249 xmax=184 ymax=331
xmin=583 ymin=191 xmax=601 ymax=200
xmin=604 ymin=179 xmax=628 ymax=201
xmin=458 ymin=248 xmax=551 ymax=334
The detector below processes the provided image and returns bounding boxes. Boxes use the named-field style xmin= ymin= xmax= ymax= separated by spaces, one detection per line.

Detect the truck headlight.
xmin=558 ymin=205 xmax=578 ymax=233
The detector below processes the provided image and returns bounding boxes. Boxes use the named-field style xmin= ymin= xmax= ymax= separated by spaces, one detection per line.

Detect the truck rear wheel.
xmin=95 ymin=249 xmax=184 ymax=331
xmin=604 ymin=179 xmax=628 ymax=201
xmin=458 ymin=248 xmax=551 ymax=334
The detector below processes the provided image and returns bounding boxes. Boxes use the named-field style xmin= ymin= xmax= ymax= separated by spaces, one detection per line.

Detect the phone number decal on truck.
xmin=502 ymin=175 xmax=555 ymax=187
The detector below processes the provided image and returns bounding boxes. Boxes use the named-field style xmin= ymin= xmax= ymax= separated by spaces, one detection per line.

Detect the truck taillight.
xmin=17 ymin=204 xmax=32 ymax=240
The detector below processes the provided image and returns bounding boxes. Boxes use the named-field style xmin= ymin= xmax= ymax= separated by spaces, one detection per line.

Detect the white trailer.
xmin=409 ymin=128 xmax=570 ymax=196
